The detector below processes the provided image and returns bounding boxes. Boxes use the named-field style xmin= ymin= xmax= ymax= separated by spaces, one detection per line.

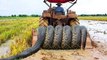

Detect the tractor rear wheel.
xmin=80 ymin=26 xmax=87 ymax=49
xmin=39 ymin=18 xmax=48 ymax=26
xmin=62 ymin=25 xmax=72 ymax=49
xmin=71 ymin=25 xmax=81 ymax=49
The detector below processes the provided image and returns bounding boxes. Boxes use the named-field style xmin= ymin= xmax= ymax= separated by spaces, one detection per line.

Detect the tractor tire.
xmin=2 ymin=26 xmax=46 ymax=60
xmin=62 ymin=25 xmax=72 ymax=49
xmin=80 ymin=26 xmax=87 ymax=49
xmin=71 ymin=25 xmax=81 ymax=49
xmin=53 ymin=25 xmax=63 ymax=49
xmin=39 ymin=18 xmax=48 ymax=26
xmin=43 ymin=25 xmax=54 ymax=49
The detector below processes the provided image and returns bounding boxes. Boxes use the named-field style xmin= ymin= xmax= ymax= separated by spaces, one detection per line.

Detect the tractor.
xmin=0 ymin=0 xmax=93 ymax=60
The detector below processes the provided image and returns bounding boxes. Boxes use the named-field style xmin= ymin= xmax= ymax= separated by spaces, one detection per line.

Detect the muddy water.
xmin=80 ymin=20 xmax=107 ymax=43
xmin=0 ymin=40 xmax=14 ymax=57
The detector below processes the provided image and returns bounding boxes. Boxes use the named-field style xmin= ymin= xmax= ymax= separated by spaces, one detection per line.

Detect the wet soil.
xmin=23 ymin=20 xmax=107 ymax=60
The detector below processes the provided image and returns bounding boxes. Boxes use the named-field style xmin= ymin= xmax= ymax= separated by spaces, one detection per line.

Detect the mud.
xmin=22 ymin=45 xmax=107 ymax=60
xmin=23 ymin=20 xmax=107 ymax=60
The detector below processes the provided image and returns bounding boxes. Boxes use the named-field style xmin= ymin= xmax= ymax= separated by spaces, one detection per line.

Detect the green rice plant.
xmin=0 ymin=21 xmax=33 ymax=44
xmin=0 ymin=17 xmax=39 ymax=58
xmin=10 ymin=18 xmax=39 ymax=56
xmin=78 ymin=16 xmax=107 ymax=21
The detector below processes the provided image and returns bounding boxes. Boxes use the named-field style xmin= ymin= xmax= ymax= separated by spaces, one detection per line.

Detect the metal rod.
xmin=67 ymin=0 xmax=77 ymax=13
xmin=50 ymin=3 xmax=52 ymax=8
xmin=44 ymin=0 xmax=50 ymax=7
xmin=67 ymin=4 xmax=75 ymax=13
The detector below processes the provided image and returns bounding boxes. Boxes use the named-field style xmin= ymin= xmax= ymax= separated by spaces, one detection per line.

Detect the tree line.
xmin=0 ymin=14 xmax=40 ymax=17
xmin=79 ymin=14 xmax=107 ymax=16
xmin=0 ymin=14 xmax=107 ymax=17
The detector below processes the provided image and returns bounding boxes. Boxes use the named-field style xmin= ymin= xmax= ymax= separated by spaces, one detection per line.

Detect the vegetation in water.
xmin=0 ymin=17 xmax=39 ymax=57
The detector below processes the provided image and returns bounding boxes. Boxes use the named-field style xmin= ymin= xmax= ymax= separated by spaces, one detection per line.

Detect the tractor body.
xmin=0 ymin=0 xmax=93 ymax=60
xmin=32 ymin=0 xmax=92 ymax=49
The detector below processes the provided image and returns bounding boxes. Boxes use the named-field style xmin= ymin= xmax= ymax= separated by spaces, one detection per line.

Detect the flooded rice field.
xmin=80 ymin=20 xmax=107 ymax=42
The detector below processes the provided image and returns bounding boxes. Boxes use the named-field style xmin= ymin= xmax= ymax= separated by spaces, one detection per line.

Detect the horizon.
xmin=0 ymin=13 xmax=107 ymax=17
xmin=0 ymin=0 xmax=107 ymax=16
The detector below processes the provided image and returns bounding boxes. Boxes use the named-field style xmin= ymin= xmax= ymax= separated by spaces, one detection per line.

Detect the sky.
xmin=0 ymin=0 xmax=107 ymax=16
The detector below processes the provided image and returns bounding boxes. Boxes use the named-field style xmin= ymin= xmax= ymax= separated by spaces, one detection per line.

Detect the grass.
xmin=0 ymin=18 xmax=34 ymax=44
xmin=0 ymin=17 xmax=39 ymax=57
xmin=0 ymin=17 xmax=31 ymax=20
xmin=10 ymin=22 xmax=39 ymax=56
xmin=78 ymin=16 xmax=107 ymax=21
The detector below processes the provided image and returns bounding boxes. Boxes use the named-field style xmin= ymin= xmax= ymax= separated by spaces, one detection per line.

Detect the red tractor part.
xmin=47 ymin=0 xmax=74 ymax=3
